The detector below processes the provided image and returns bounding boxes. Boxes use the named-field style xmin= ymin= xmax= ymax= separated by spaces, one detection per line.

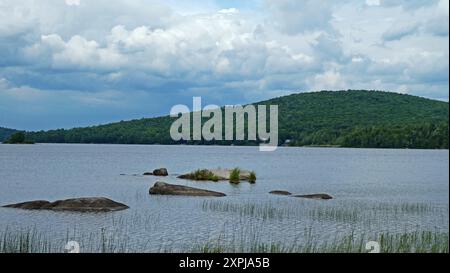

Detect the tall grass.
xmin=1 ymin=226 xmax=447 ymax=253
xmin=308 ymin=206 xmax=360 ymax=222
xmin=0 ymin=227 xmax=54 ymax=253
xmin=189 ymin=230 xmax=449 ymax=253
xmin=249 ymin=171 xmax=257 ymax=184
xmin=0 ymin=200 xmax=447 ymax=253
xmin=201 ymin=200 xmax=296 ymax=221
xmin=230 ymin=168 xmax=241 ymax=184
xmin=182 ymin=169 xmax=220 ymax=182
xmin=202 ymin=199 xmax=447 ymax=224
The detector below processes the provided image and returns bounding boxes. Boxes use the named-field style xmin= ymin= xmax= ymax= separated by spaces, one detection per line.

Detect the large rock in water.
xmin=143 ymin=168 xmax=169 ymax=176
xmin=293 ymin=194 xmax=333 ymax=200
xmin=3 ymin=197 xmax=129 ymax=212
xmin=149 ymin=182 xmax=226 ymax=197
xmin=152 ymin=168 xmax=168 ymax=176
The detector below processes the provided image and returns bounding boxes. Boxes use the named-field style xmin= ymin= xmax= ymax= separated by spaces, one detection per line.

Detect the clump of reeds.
xmin=230 ymin=168 xmax=241 ymax=184
xmin=183 ymin=169 xmax=220 ymax=182
xmin=249 ymin=171 xmax=257 ymax=184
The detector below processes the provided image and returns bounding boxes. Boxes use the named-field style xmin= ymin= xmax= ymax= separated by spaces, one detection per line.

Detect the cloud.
xmin=24 ymin=34 xmax=124 ymax=71
xmin=309 ymin=69 xmax=346 ymax=91
xmin=366 ymin=0 xmax=380 ymax=6
xmin=265 ymin=0 xmax=335 ymax=35
xmin=0 ymin=0 xmax=448 ymax=130
xmin=65 ymin=0 xmax=80 ymax=6
xmin=382 ymin=22 xmax=419 ymax=41
xmin=378 ymin=0 xmax=440 ymax=10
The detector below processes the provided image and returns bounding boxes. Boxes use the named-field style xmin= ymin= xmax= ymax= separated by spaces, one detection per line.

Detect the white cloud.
xmin=366 ymin=0 xmax=380 ymax=6
xmin=266 ymin=0 xmax=335 ymax=34
xmin=309 ymin=69 xmax=346 ymax=91
xmin=0 ymin=0 xmax=448 ymax=129
xmin=65 ymin=0 xmax=80 ymax=6
xmin=382 ymin=22 xmax=419 ymax=41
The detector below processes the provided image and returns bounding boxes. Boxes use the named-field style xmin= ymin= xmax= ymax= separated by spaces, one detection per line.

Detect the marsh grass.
xmin=201 ymin=199 xmax=446 ymax=225
xmin=202 ymin=200 xmax=297 ymax=221
xmin=0 ymin=200 xmax=447 ymax=253
xmin=183 ymin=169 xmax=220 ymax=182
xmin=308 ymin=206 xmax=360 ymax=222
xmin=189 ymin=230 xmax=449 ymax=253
xmin=1 ymin=225 xmax=447 ymax=253
xmin=230 ymin=168 xmax=241 ymax=184
xmin=0 ymin=227 xmax=54 ymax=253
xmin=249 ymin=171 xmax=257 ymax=183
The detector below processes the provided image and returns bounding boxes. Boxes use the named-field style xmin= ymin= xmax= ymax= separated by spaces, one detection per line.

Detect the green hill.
xmin=0 ymin=127 xmax=18 ymax=142
xmin=25 ymin=90 xmax=449 ymax=149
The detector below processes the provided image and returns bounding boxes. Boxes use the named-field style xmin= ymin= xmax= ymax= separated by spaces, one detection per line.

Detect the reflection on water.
xmin=0 ymin=144 xmax=448 ymax=252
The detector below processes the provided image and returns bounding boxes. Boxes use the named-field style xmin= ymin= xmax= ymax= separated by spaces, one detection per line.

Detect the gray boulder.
xmin=153 ymin=168 xmax=168 ymax=176
xmin=143 ymin=168 xmax=169 ymax=176
xmin=149 ymin=182 xmax=226 ymax=197
xmin=3 ymin=197 xmax=129 ymax=212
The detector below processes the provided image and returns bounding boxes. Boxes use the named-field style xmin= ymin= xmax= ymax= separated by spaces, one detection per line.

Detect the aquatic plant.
xmin=249 ymin=171 xmax=257 ymax=183
xmin=1 ymin=224 xmax=448 ymax=253
xmin=183 ymin=169 xmax=220 ymax=182
xmin=189 ymin=230 xmax=449 ymax=253
xmin=230 ymin=168 xmax=241 ymax=184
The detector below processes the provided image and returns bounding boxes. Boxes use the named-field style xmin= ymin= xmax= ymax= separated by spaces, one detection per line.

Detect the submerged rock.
xmin=3 ymin=197 xmax=129 ymax=212
xmin=293 ymin=194 xmax=333 ymax=200
xmin=269 ymin=190 xmax=292 ymax=196
xmin=149 ymin=182 xmax=226 ymax=197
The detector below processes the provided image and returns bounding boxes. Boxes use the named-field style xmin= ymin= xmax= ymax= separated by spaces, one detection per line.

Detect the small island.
xmin=178 ymin=168 xmax=257 ymax=184
xmin=2 ymin=132 xmax=35 ymax=144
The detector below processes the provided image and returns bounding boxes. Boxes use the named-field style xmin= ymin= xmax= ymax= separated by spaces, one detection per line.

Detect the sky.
xmin=0 ymin=0 xmax=448 ymax=130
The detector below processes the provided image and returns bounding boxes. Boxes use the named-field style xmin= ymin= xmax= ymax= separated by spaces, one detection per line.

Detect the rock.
xmin=153 ymin=168 xmax=168 ymax=176
xmin=269 ymin=190 xmax=292 ymax=196
xmin=4 ymin=200 xmax=51 ymax=210
xmin=143 ymin=168 xmax=169 ymax=176
xmin=3 ymin=197 xmax=129 ymax=212
xmin=149 ymin=182 xmax=226 ymax=197
xmin=293 ymin=194 xmax=333 ymax=200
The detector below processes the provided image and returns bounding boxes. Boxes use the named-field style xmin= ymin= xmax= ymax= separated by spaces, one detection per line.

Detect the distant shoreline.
xmin=2 ymin=142 xmax=448 ymax=151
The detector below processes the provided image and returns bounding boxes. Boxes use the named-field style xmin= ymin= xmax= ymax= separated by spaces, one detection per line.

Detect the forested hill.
xmin=0 ymin=127 xmax=18 ymax=142
xmin=24 ymin=90 xmax=449 ymax=149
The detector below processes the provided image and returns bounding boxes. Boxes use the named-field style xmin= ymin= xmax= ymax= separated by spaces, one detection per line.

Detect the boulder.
xmin=149 ymin=182 xmax=226 ymax=197
xmin=153 ymin=168 xmax=168 ymax=176
xmin=3 ymin=197 xmax=129 ymax=212
xmin=293 ymin=194 xmax=333 ymax=200
xmin=269 ymin=190 xmax=292 ymax=196
xmin=143 ymin=168 xmax=169 ymax=176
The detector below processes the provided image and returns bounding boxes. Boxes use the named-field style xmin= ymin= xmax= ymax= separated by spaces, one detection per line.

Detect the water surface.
xmin=0 ymin=144 xmax=448 ymax=252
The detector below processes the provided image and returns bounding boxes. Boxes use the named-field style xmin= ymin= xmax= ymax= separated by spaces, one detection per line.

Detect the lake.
xmin=0 ymin=144 xmax=448 ymax=252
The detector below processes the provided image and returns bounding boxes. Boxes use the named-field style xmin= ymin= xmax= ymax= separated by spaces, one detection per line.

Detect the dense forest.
xmin=0 ymin=127 xmax=18 ymax=142
xmin=14 ymin=90 xmax=450 ymax=149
